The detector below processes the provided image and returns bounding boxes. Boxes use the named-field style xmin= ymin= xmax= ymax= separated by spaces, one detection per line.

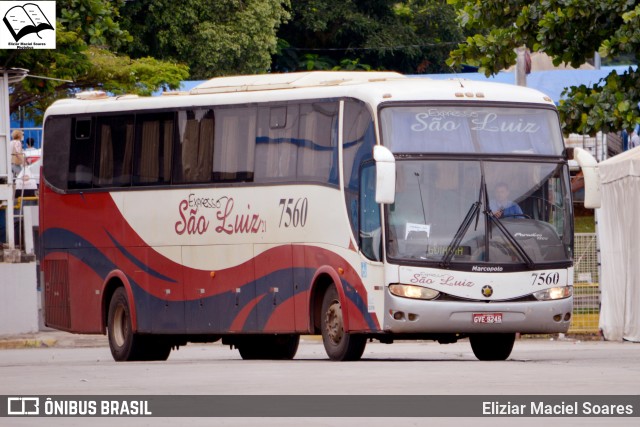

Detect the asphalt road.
xmin=1 ymin=336 xmax=639 ymax=427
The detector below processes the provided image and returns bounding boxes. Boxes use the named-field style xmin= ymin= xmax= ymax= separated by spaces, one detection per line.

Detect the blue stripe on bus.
xmin=342 ymin=278 xmax=378 ymax=331
xmin=255 ymin=136 xmax=335 ymax=151
xmin=42 ymin=228 xmax=377 ymax=333
xmin=104 ymin=228 xmax=177 ymax=283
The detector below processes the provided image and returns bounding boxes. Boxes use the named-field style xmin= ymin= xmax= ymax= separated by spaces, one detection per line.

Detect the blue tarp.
xmin=414 ymin=65 xmax=637 ymax=105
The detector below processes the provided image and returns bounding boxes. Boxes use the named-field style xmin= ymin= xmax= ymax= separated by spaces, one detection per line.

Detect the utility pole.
xmin=515 ymin=47 xmax=528 ymax=87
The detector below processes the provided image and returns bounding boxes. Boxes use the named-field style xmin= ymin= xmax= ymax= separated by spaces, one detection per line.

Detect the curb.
xmin=0 ymin=332 xmax=109 ymax=349
xmin=0 ymin=338 xmax=58 ymax=350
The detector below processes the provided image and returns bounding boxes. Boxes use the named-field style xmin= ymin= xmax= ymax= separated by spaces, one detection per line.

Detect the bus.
xmin=40 ymin=71 xmax=579 ymax=362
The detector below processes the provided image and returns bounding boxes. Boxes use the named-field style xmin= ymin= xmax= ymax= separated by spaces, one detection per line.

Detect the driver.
xmin=490 ymin=182 xmax=524 ymax=219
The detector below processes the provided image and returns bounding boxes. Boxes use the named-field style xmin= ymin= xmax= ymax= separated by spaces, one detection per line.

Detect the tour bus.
xmin=40 ymin=71 xmax=588 ymax=362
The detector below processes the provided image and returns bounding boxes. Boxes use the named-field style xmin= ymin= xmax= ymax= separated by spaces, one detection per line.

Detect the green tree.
xmin=1 ymin=0 xmax=188 ymax=121
xmin=120 ymin=0 xmax=291 ymax=80
xmin=272 ymin=0 xmax=463 ymax=74
xmin=446 ymin=0 xmax=640 ymax=135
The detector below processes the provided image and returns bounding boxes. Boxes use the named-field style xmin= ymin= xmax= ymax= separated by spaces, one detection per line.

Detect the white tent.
xmin=597 ymin=145 xmax=640 ymax=341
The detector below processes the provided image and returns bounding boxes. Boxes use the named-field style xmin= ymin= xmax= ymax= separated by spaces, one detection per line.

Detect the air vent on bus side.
xmin=44 ymin=259 xmax=71 ymax=329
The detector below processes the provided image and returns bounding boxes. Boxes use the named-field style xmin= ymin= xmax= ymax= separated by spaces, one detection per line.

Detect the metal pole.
xmin=1 ymin=70 xmax=15 ymax=249
xmin=515 ymin=47 xmax=527 ymax=87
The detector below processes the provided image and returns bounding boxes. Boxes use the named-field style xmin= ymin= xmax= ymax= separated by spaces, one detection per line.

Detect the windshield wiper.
xmin=440 ymin=176 xmax=485 ymax=268
xmin=486 ymin=209 xmax=535 ymax=269
xmin=441 ymin=170 xmax=535 ymax=269
xmin=440 ymin=201 xmax=480 ymax=268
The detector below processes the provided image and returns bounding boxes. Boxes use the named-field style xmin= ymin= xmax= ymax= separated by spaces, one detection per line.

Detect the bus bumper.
xmin=383 ymin=291 xmax=573 ymax=334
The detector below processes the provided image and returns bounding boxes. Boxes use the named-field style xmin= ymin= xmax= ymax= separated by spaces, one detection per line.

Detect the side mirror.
xmin=570 ymin=147 xmax=601 ymax=209
xmin=373 ymin=145 xmax=396 ymax=204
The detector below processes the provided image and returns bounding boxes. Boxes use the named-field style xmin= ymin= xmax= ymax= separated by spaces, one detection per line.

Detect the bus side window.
xmin=213 ymin=106 xmax=257 ymax=182
xmin=134 ymin=113 xmax=174 ymax=186
xmin=68 ymin=117 xmax=94 ymax=190
xmin=255 ymin=105 xmax=299 ymax=182
xmin=360 ymin=162 xmax=381 ymax=261
xmin=298 ymin=101 xmax=339 ymax=185
xmin=173 ymin=109 xmax=214 ymax=184
xmin=93 ymin=115 xmax=134 ymax=188
xmin=42 ymin=116 xmax=71 ymax=191
xmin=343 ymin=99 xmax=376 ymax=241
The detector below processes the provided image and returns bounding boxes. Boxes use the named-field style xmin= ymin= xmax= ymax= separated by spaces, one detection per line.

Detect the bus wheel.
xmin=237 ymin=335 xmax=299 ymax=360
xmin=107 ymin=287 xmax=171 ymax=361
xmin=469 ymin=333 xmax=515 ymax=361
xmin=320 ymin=286 xmax=366 ymax=361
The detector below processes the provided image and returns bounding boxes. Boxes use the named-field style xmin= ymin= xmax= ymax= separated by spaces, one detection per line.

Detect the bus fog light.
xmin=564 ymin=313 xmax=571 ymax=321
xmin=389 ymin=284 xmax=439 ymax=300
xmin=533 ymin=286 xmax=573 ymax=301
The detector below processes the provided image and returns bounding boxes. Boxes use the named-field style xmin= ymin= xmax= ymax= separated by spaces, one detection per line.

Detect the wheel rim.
xmin=324 ymin=300 xmax=344 ymax=345
xmin=112 ymin=304 xmax=128 ymax=348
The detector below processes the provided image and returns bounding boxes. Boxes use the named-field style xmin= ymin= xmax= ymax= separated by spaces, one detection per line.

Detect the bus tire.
xmin=237 ymin=335 xmax=299 ymax=360
xmin=469 ymin=333 xmax=515 ymax=361
xmin=320 ymin=285 xmax=366 ymax=361
xmin=107 ymin=287 xmax=171 ymax=361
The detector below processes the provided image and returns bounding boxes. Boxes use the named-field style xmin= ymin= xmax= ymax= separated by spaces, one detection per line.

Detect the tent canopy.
xmin=597 ymin=146 xmax=640 ymax=341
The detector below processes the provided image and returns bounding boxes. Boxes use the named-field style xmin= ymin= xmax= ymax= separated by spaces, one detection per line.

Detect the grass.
xmin=574 ymin=215 xmax=596 ymax=233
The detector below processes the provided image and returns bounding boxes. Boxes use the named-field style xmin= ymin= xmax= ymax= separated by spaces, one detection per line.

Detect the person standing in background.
xmin=630 ymin=128 xmax=640 ymax=149
xmin=10 ymin=129 xmax=25 ymax=178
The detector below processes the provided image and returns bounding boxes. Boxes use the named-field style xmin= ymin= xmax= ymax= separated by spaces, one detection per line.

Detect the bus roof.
xmin=189 ymin=71 xmax=405 ymax=94
xmin=46 ymin=72 xmax=556 ymax=116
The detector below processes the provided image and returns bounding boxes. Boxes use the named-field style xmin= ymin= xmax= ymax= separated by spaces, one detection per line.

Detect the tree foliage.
xmin=1 ymin=0 xmax=188 ymax=121
xmin=446 ymin=0 xmax=640 ymax=135
xmin=120 ymin=0 xmax=291 ymax=80
xmin=273 ymin=0 xmax=463 ymax=74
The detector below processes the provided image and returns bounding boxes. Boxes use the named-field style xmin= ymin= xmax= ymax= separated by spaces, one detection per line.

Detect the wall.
xmin=0 ymin=262 xmax=38 ymax=335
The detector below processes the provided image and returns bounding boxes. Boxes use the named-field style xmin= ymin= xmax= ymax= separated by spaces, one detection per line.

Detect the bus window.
xmin=213 ymin=106 xmax=257 ymax=182
xmin=255 ymin=105 xmax=299 ymax=182
xmin=93 ymin=115 xmax=134 ymax=188
xmin=360 ymin=162 xmax=381 ymax=261
xmin=43 ymin=116 xmax=71 ymax=191
xmin=134 ymin=113 xmax=174 ymax=185
xmin=343 ymin=99 xmax=375 ymax=241
xmin=68 ymin=117 xmax=95 ymax=189
xmin=174 ymin=109 xmax=214 ymax=184
xmin=297 ymin=101 xmax=339 ymax=185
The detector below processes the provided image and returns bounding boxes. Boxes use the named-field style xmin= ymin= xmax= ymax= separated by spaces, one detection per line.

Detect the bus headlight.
xmin=533 ymin=286 xmax=573 ymax=301
xmin=389 ymin=284 xmax=440 ymax=300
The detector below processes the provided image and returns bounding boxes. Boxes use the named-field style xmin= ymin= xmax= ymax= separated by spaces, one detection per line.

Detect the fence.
xmin=565 ymin=133 xmax=607 ymax=162
xmin=569 ymin=233 xmax=600 ymax=333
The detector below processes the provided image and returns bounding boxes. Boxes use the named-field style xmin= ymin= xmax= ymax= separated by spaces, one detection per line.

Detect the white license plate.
xmin=473 ymin=313 xmax=503 ymax=324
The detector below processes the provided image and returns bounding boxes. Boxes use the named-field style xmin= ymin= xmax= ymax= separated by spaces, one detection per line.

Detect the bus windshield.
xmin=380 ymin=105 xmax=564 ymax=155
xmin=386 ymin=159 xmax=572 ymax=267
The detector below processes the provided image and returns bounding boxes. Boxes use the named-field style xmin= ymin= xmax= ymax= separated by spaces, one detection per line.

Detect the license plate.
xmin=473 ymin=313 xmax=503 ymax=324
